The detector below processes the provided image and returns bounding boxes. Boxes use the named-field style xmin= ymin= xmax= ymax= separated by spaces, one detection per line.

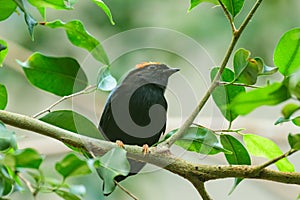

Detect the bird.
xmin=98 ymin=62 xmax=179 ymax=194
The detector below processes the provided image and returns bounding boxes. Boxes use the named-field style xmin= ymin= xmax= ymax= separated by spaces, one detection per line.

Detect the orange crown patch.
xmin=135 ymin=62 xmax=161 ymax=69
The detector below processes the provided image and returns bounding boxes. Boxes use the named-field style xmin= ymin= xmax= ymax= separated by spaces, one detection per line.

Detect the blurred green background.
xmin=0 ymin=0 xmax=300 ymax=199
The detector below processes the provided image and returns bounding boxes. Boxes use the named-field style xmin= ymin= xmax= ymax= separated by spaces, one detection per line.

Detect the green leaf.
xmin=39 ymin=110 xmax=103 ymax=140
xmin=55 ymin=189 xmax=81 ymax=200
xmin=18 ymin=52 xmax=88 ymax=96
xmin=0 ymin=122 xmax=17 ymax=151
xmin=211 ymin=67 xmax=245 ymax=122
xmin=0 ymin=84 xmax=7 ymax=110
xmin=97 ymin=148 xmax=130 ymax=195
xmin=45 ymin=20 xmax=109 ymax=65
xmin=287 ymin=70 xmax=300 ymax=99
xmin=274 ymin=28 xmax=300 ymax=76
xmin=97 ymin=66 xmax=117 ymax=91
xmin=166 ymin=127 xmax=231 ymax=155
xmin=0 ymin=166 xmax=14 ymax=196
xmin=220 ymin=134 xmax=251 ymax=194
xmin=0 ymin=40 xmax=8 ymax=67
xmin=231 ymin=83 xmax=291 ymax=115
xmin=233 ymin=48 xmax=259 ymax=85
xmin=288 ymin=133 xmax=300 ymax=150
xmin=188 ymin=0 xmax=218 ymax=11
xmin=55 ymin=153 xmax=92 ymax=179
xmin=220 ymin=134 xmax=251 ymax=165
xmin=91 ymin=0 xmax=115 ymax=25
xmin=0 ymin=0 xmax=17 ymax=21
xmin=5 ymin=148 xmax=44 ymax=169
xmin=292 ymin=116 xmax=300 ymax=127
xmin=13 ymin=0 xmax=37 ymax=40
xmin=221 ymin=0 xmax=245 ymax=17
xmin=243 ymin=134 xmax=294 ymax=172
xmin=281 ymin=103 xmax=300 ymax=118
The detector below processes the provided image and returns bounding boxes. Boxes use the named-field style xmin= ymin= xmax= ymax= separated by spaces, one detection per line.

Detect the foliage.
xmin=0 ymin=0 xmax=300 ymax=199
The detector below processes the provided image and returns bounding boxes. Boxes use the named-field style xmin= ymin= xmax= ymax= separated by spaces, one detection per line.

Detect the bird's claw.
xmin=142 ymin=144 xmax=150 ymax=155
xmin=116 ymin=140 xmax=125 ymax=148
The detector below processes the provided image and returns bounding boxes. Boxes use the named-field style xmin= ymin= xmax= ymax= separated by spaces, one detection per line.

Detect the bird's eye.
xmin=148 ymin=65 xmax=157 ymax=70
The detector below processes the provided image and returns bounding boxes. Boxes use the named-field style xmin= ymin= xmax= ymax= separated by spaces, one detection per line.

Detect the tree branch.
xmin=0 ymin=110 xmax=299 ymax=197
xmin=217 ymin=0 xmax=236 ymax=33
xmin=255 ymin=149 xmax=298 ymax=172
xmin=159 ymin=0 xmax=264 ymax=148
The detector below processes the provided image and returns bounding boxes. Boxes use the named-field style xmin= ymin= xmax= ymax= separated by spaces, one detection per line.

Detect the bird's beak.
xmin=165 ymin=68 xmax=180 ymax=76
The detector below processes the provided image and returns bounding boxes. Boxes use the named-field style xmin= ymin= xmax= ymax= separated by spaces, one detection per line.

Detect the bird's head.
xmin=123 ymin=62 xmax=180 ymax=88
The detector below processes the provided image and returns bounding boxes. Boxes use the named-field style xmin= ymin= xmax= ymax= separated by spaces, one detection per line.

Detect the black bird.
xmin=98 ymin=62 xmax=179 ymax=194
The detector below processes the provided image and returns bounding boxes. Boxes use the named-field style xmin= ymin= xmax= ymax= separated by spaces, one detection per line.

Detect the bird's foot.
xmin=116 ymin=140 xmax=125 ymax=148
xmin=142 ymin=144 xmax=150 ymax=155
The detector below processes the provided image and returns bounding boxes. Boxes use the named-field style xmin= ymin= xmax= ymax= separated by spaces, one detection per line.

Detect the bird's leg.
xmin=142 ymin=144 xmax=150 ymax=155
xmin=116 ymin=140 xmax=125 ymax=148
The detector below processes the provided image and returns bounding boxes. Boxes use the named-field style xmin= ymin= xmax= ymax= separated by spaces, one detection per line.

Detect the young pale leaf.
xmin=18 ymin=52 xmax=88 ymax=97
xmin=231 ymin=83 xmax=290 ymax=115
xmin=255 ymin=57 xmax=278 ymax=75
xmin=96 ymin=148 xmax=130 ymax=195
xmin=6 ymin=148 xmax=44 ymax=170
xmin=13 ymin=0 xmax=37 ymax=40
xmin=166 ymin=127 xmax=231 ymax=155
xmin=28 ymin=0 xmax=69 ymax=10
xmin=221 ymin=0 xmax=245 ymax=17
xmin=55 ymin=189 xmax=81 ymax=200
xmin=281 ymin=103 xmax=300 ymax=119
xmin=27 ymin=0 xmax=70 ymax=19
xmin=211 ymin=67 xmax=245 ymax=122
xmin=97 ymin=66 xmax=117 ymax=91
xmin=220 ymin=134 xmax=251 ymax=194
xmin=39 ymin=110 xmax=103 ymax=140
xmin=233 ymin=49 xmax=259 ymax=85
xmin=92 ymin=0 xmax=115 ymax=25
xmin=274 ymin=28 xmax=300 ymax=76
xmin=0 ymin=40 xmax=8 ymax=67
xmin=0 ymin=122 xmax=17 ymax=151
xmin=0 ymin=84 xmax=7 ymax=110
xmin=188 ymin=0 xmax=218 ymax=11
xmin=0 ymin=0 xmax=17 ymax=21
xmin=243 ymin=134 xmax=294 ymax=172
xmin=55 ymin=153 xmax=92 ymax=179
xmin=45 ymin=20 xmax=109 ymax=65
xmin=288 ymin=133 xmax=300 ymax=150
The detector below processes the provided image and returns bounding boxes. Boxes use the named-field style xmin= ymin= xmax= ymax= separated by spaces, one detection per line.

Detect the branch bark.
xmin=0 ymin=110 xmax=299 ymax=195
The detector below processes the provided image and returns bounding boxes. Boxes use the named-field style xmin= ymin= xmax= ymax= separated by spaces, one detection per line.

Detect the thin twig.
xmin=218 ymin=0 xmax=237 ymax=33
xmin=217 ymin=81 xmax=260 ymax=88
xmin=160 ymin=0 xmax=264 ymax=149
xmin=32 ymin=85 xmax=96 ymax=118
xmin=192 ymin=123 xmax=243 ymax=134
xmin=114 ymin=180 xmax=139 ymax=200
xmin=255 ymin=149 xmax=298 ymax=172
xmin=18 ymin=173 xmax=36 ymax=194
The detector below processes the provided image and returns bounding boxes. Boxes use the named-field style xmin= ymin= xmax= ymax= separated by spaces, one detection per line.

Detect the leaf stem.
xmin=32 ymin=85 xmax=96 ymax=118
xmin=217 ymin=81 xmax=260 ymax=88
xmin=160 ymin=0 xmax=264 ymax=148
